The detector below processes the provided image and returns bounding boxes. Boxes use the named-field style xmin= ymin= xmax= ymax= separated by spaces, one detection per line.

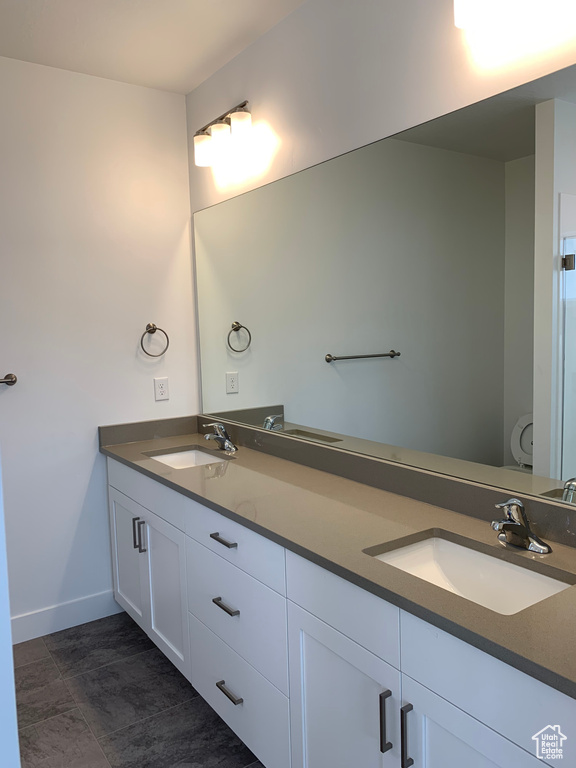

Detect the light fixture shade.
xmin=230 ymin=107 xmax=252 ymax=138
xmin=194 ymin=131 xmax=212 ymax=167
xmin=210 ymin=120 xmax=231 ymax=160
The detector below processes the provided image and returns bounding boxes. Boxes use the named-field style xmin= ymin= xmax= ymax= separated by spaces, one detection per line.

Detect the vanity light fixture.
xmin=193 ymin=100 xmax=251 ymax=167
xmin=193 ymin=130 xmax=212 ymax=167
xmin=229 ymin=105 xmax=252 ymax=138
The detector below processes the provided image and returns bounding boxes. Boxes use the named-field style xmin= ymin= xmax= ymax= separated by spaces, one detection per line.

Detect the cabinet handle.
xmin=216 ymin=679 xmax=243 ymax=705
xmin=379 ymin=689 xmax=392 ymax=753
xmin=210 ymin=532 xmax=238 ymax=549
xmin=137 ymin=520 xmax=147 ymax=553
xmin=132 ymin=517 xmax=141 ymax=549
xmin=401 ymin=703 xmax=414 ymax=768
xmin=212 ymin=596 xmax=240 ymax=617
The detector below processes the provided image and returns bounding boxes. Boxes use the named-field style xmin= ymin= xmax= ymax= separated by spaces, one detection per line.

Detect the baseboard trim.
xmin=11 ymin=590 xmax=123 ymax=644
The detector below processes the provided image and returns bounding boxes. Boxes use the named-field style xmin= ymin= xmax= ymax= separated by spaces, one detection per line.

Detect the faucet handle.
xmin=563 ymin=478 xmax=576 ymax=503
xmin=492 ymin=499 xmax=551 ymax=554
xmin=495 ymin=497 xmax=524 ymax=510
xmin=263 ymin=414 xmax=283 ymax=430
xmin=203 ymin=422 xmax=229 ymax=439
xmin=494 ymin=498 xmax=526 ymax=525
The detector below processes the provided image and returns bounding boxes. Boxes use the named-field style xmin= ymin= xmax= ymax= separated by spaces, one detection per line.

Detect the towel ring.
xmin=140 ymin=323 xmax=169 ymax=357
xmin=227 ymin=321 xmax=252 ymax=353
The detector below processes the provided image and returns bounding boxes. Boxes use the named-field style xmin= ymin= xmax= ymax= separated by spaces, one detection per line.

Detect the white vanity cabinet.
xmin=400 ymin=611 xmax=575 ymax=766
xmin=185 ymin=496 xmax=290 ymax=768
xmin=288 ymin=601 xmax=401 ymax=768
xmin=108 ymin=487 xmax=147 ymax=624
xmin=286 ymin=552 xmax=402 ymax=768
xmin=106 ymin=457 xmax=575 ymax=768
xmin=106 ymin=459 xmax=291 ymax=768
xmin=400 ymin=675 xmax=542 ymax=767
xmin=107 ymin=459 xmax=191 ymax=678
xmin=285 ymin=551 xmax=571 ymax=768
xmin=108 ymin=486 xmax=189 ymax=678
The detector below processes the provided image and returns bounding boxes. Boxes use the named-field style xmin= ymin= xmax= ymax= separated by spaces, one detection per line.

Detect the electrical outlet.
xmin=226 ymin=371 xmax=239 ymax=394
xmin=154 ymin=377 xmax=169 ymax=401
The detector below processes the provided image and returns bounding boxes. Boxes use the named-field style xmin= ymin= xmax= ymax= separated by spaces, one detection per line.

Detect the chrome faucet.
xmin=562 ymin=478 xmax=576 ymax=503
xmin=262 ymin=414 xmax=283 ymax=431
xmin=203 ymin=423 xmax=237 ymax=453
xmin=491 ymin=498 xmax=551 ymax=554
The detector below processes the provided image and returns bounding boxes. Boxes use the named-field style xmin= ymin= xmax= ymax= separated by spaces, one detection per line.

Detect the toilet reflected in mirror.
xmin=503 ymin=414 xmax=533 ymax=474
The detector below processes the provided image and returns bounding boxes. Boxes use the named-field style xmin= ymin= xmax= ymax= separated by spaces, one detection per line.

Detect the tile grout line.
xmin=64 ymin=669 xmax=196 ymax=744
xmin=60 ymin=653 xmax=198 ymax=741
xmin=42 ymin=638 xmax=68 ymax=678
xmin=13 ymin=637 xmax=50 ymax=671
xmin=96 ymin=698 xmax=198 ymax=741
xmin=18 ymin=704 xmax=79 ymax=733
xmin=12 ymin=654 xmax=52 ymax=672
xmin=76 ymin=708 xmax=114 ymax=768
xmin=59 ymin=646 xmax=157 ymax=681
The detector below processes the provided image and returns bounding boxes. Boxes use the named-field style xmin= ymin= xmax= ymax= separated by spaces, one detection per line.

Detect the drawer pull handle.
xmin=216 ymin=679 xmax=243 ymax=705
xmin=137 ymin=520 xmax=147 ymax=553
xmin=212 ymin=596 xmax=240 ymax=617
xmin=379 ymin=689 xmax=392 ymax=753
xmin=132 ymin=517 xmax=140 ymax=549
xmin=401 ymin=703 xmax=414 ymax=768
xmin=210 ymin=532 xmax=238 ymax=549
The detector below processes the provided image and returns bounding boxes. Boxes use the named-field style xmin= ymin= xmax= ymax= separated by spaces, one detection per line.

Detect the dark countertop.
xmin=101 ymin=432 xmax=576 ymax=700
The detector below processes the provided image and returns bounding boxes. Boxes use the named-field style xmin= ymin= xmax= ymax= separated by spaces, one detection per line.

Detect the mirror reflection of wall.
xmin=196 ymin=123 xmax=534 ymax=469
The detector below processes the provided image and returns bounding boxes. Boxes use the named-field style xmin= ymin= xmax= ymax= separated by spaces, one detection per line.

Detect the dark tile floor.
xmin=13 ymin=612 xmax=264 ymax=768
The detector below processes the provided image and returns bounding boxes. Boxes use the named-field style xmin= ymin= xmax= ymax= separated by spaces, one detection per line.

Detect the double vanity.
xmin=100 ymin=417 xmax=576 ymax=768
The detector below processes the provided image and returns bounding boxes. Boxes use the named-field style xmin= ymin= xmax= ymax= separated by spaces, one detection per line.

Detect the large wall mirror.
xmin=194 ymin=63 xmax=576 ymax=506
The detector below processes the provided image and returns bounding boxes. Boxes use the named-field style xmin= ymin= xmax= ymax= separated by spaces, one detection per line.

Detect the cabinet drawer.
xmin=186 ymin=537 xmax=288 ymax=694
xmin=401 ymin=611 xmax=576 ymax=762
xmin=286 ymin=551 xmax=400 ymax=668
xmin=185 ymin=498 xmax=286 ymax=594
xmin=189 ymin=613 xmax=290 ymax=768
xmin=107 ymin=459 xmax=189 ymax=532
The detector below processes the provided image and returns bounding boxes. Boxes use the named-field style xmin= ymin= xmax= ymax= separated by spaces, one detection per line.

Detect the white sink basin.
xmin=149 ymin=450 xmax=226 ymax=469
xmin=373 ymin=537 xmax=571 ymax=615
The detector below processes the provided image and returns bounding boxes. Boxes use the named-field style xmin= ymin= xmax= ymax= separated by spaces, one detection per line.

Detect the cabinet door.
xmin=143 ymin=511 xmax=189 ymax=679
xmin=402 ymin=675 xmax=542 ymax=768
xmin=288 ymin=601 xmax=401 ymax=768
xmin=108 ymin=488 xmax=149 ymax=626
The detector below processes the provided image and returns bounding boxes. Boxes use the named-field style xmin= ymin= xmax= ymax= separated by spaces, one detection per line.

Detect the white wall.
xmin=196 ymin=137 xmax=506 ymax=465
xmin=185 ymin=0 xmax=576 ymax=214
xmin=503 ymin=156 xmax=535 ymax=466
xmin=0 ymin=457 xmax=20 ymax=765
xmin=0 ymin=57 xmax=198 ymax=641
